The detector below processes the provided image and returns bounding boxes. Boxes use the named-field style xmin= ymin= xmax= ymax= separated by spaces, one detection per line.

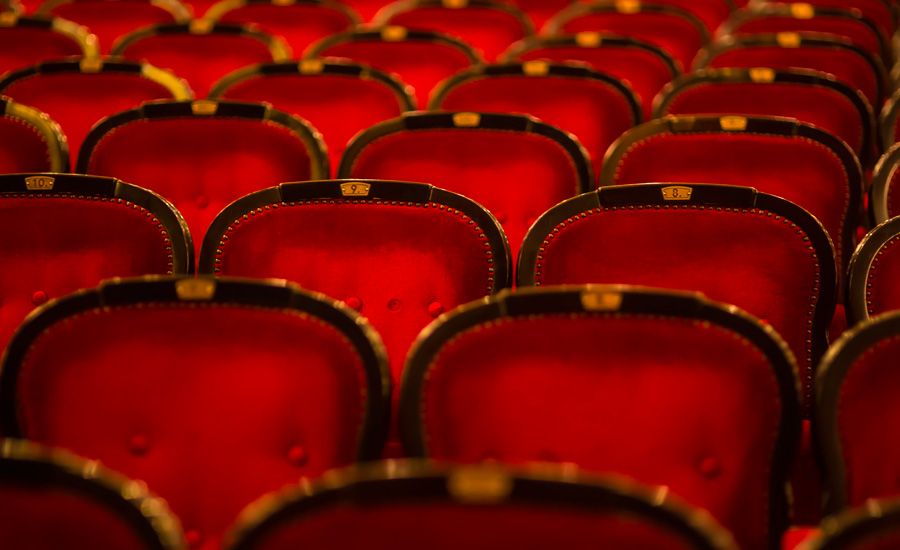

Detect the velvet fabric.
xmin=0 ymin=116 xmax=59 ymax=173
xmin=533 ymin=206 xmax=822 ymax=405
xmin=0 ymin=196 xmax=174 ymax=355
xmin=0 ymin=27 xmax=84 ymax=77
xmin=609 ymin=132 xmax=853 ymax=266
xmin=862 ymin=236 xmax=900 ymax=318
xmin=47 ymin=0 xmax=182 ymax=54
xmin=503 ymin=0 xmax=576 ymax=29
xmin=216 ymin=73 xmax=408 ymax=174
xmin=661 ymin=81 xmax=867 ymax=157
xmin=215 ymin=3 xmax=355 ymax=56
xmin=337 ymin=0 xmax=389 ymax=21
xmin=115 ymin=32 xmax=279 ymax=97
xmin=729 ymin=16 xmax=884 ymax=61
xmin=645 ymin=0 xmax=731 ymax=32
xmin=343 ymin=128 xmax=584 ymax=262
xmin=181 ymin=0 xmax=217 ymax=18
xmin=384 ymin=6 xmax=530 ymax=61
xmin=556 ymin=11 xmax=706 ymax=71
xmin=313 ymin=38 xmax=475 ymax=108
xmin=419 ymin=315 xmax=783 ymax=550
xmin=516 ymin=43 xmax=675 ymax=120
xmin=14 ymin=305 xmax=370 ymax=550
xmin=81 ymin=117 xmax=318 ymax=254
xmin=1 ymin=71 xmax=181 ymax=169
xmin=705 ymin=46 xmax=881 ymax=109
xmin=772 ymin=0 xmax=894 ymax=41
xmin=212 ymin=201 xmax=497 ymax=388
xmin=438 ymin=74 xmax=636 ymax=178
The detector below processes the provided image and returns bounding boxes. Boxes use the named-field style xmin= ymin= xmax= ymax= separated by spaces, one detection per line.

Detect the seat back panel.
xmin=216 ymin=3 xmax=354 ymax=54
xmin=0 ymin=117 xmax=58 ymax=172
xmin=730 ymin=16 xmax=884 ymax=61
xmin=48 ymin=1 xmax=181 ymax=53
xmin=0 ymin=27 xmax=83 ymax=76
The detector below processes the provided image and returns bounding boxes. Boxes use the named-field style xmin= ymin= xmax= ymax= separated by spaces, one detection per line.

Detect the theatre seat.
xmin=762 ymin=0 xmax=895 ymax=45
xmin=399 ymin=285 xmax=801 ymax=550
xmin=870 ymin=144 xmax=900 ymax=224
xmin=307 ymin=26 xmax=480 ymax=108
xmin=0 ymin=58 xmax=192 ymax=169
xmin=500 ymin=0 xmax=579 ymax=30
xmin=37 ymin=0 xmax=191 ymax=53
xmin=225 ymin=461 xmax=738 ymax=550
xmin=205 ymin=0 xmax=358 ymax=55
xmin=879 ymin=89 xmax=900 ymax=151
xmin=338 ymin=111 xmax=592 ymax=262
xmin=77 ymin=99 xmax=328 ymax=254
xmin=655 ymin=68 xmax=875 ymax=163
xmin=0 ymin=276 xmax=389 ymax=550
xmin=0 ymin=14 xmax=97 ymax=78
xmin=0 ymin=97 xmax=68 ymax=172
xmin=847 ymin=217 xmax=900 ymax=325
xmin=804 ymin=495 xmax=900 ymax=549
xmin=644 ymin=0 xmax=733 ymax=34
xmin=0 ymin=439 xmax=185 ymax=549
xmin=210 ymin=60 xmax=415 ymax=173
xmin=336 ymin=0 xmax=388 ymax=21
xmin=112 ymin=22 xmax=290 ymax=97
xmin=517 ymin=183 xmax=836 ymax=411
xmin=503 ymin=33 xmax=679 ymax=120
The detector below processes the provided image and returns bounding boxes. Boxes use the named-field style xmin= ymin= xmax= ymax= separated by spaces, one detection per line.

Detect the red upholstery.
xmin=857 ymin=232 xmax=900 ymax=319
xmin=871 ymin=144 xmax=900 ymax=223
xmin=0 ymin=61 xmax=189 ymax=168
xmin=336 ymin=0 xmax=388 ymax=21
xmin=510 ymin=36 xmax=679 ymax=120
xmin=113 ymin=25 xmax=284 ymax=97
xmin=0 ymin=21 xmax=87 ymax=77
xmin=500 ymin=0 xmax=574 ymax=29
xmin=211 ymin=1 xmax=356 ymax=55
xmin=339 ymin=114 xmax=591 ymax=263
xmin=772 ymin=0 xmax=895 ymax=41
xmin=643 ymin=0 xmax=732 ymax=33
xmin=42 ymin=0 xmax=187 ymax=54
xmin=376 ymin=3 xmax=532 ymax=61
xmin=211 ymin=63 xmax=413 ymax=173
xmin=434 ymin=67 xmax=639 ymax=178
xmin=181 ymin=0 xmax=218 ymax=17
xmin=0 ymin=99 xmax=67 ymax=172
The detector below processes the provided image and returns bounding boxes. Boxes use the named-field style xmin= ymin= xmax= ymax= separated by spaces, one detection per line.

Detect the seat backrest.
xmin=0 ymin=14 xmax=97 ymax=77
xmin=400 ymin=285 xmax=801 ymax=550
xmin=205 ymin=0 xmax=358 ymax=56
xmin=642 ymin=0 xmax=734 ymax=33
xmin=306 ymin=26 xmax=481 ymax=108
xmin=336 ymin=0 xmax=388 ymax=21
xmin=870 ymin=143 xmax=900 ymax=224
xmin=517 ymin=183 xmax=836 ymax=411
xmin=431 ymin=61 xmax=640 ymax=178
xmin=0 ymin=58 xmax=192 ymax=168
xmin=601 ymin=115 xmax=861 ymax=271
xmin=0 ymin=172 xmax=192 ymax=356
xmin=77 ymin=99 xmax=328 ymax=254
xmin=503 ymin=33 xmax=680 ymax=120
xmin=696 ymin=33 xmax=887 ymax=109
xmin=846 ymin=217 xmax=900 ymax=324
xmin=804 ymin=495 xmax=900 ymax=550
xmin=879 ymin=88 xmax=900 ymax=151
xmin=0 ymin=97 xmax=68 ymax=172
xmin=544 ymin=2 xmax=710 ymax=72
xmin=38 ymin=0 xmax=190 ymax=53
xmin=225 ymin=461 xmax=738 ymax=550
xmin=760 ymin=0 xmax=895 ymax=44
xmin=199 ymin=179 xmax=510 ymax=389
xmin=0 ymin=276 xmax=389 ymax=550
xmin=656 ymin=67 xmax=874 ymax=162
xmin=372 ymin=0 xmax=533 ymax=61
xmin=817 ymin=310 xmax=900 ymax=513
xmin=0 ymin=439 xmax=185 ymax=550
xmin=112 ymin=22 xmax=290 ymax=96
xmin=210 ymin=60 xmax=414 ymax=173
xmin=337 ymin=111 xmax=592 ymax=262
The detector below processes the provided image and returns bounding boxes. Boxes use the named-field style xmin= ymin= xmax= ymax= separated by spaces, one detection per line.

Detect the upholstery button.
xmin=699 ymin=456 xmax=721 ymax=479
xmin=288 ymin=445 xmax=307 ymax=467
xmin=387 ymin=298 xmax=402 ymax=312
xmin=185 ymin=529 xmax=203 ymax=548
xmin=427 ymin=301 xmax=443 ymax=317
xmin=129 ymin=434 xmax=150 ymax=456
xmin=344 ymin=297 xmax=362 ymax=312
xmin=31 ymin=291 xmax=48 ymax=306
xmin=195 ymin=195 xmax=208 ymax=209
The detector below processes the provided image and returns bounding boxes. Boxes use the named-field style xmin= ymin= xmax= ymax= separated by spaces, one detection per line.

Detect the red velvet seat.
xmin=111 ymin=22 xmax=290 ymax=97
xmin=816 ymin=311 xmax=900 ymax=514
xmin=37 ymin=0 xmax=191 ymax=54
xmin=804 ymin=496 xmax=900 ymax=549
xmin=371 ymin=0 xmax=533 ymax=62
xmin=498 ymin=0 xmax=574 ymax=30
xmin=544 ymin=2 xmax=710 ymax=72
xmin=0 ymin=439 xmax=185 ymax=549
xmin=210 ymin=60 xmax=415 ymax=174
xmin=655 ymin=67 xmax=875 ymax=163
xmin=337 ymin=112 xmax=593 ymax=262
xmin=503 ymin=33 xmax=680 ymax=120
xmin=306 ymin=26 xmax=480 ymax=108
xmin=0 ymin=14 xmax=97 ymax=78
xmin=601 ymin=115 xmax=862 ymax=272
xmin=0 ymin=58 xmax=192 ymax=169
xmin=430 ymin=62 xmax=640 ymax=178
xmin=225 ymin=461 xmax=738 ymax=550
xmin=879 ymin=88 xmax=900 ymax=150
xmin=76 ymin=99 xmax=328 ymax=255
xmin=517 ymin=183 xmax=836 ymax=411
xmin=696 ymin=33 xmax=887 ymax=110
xmin=335 ymin=0 xmax=387 ymax=21
xmin=0 ymin=172 xmax=192 ymax=357
xmin=199 ymin=179 xmax=510 ymax=395
xmin=399 ymin=285 xmax=801 ymax=550
xmin=640 ymin=0 xmax=734 ymax=34
xmin=0 ymin=276 xmax=390 ymax=550
xmin=0 ymin=97 xmax=68 ymax=172
xmin=846 ymin=217 xmax=900 ymax=324
xmin=205 ymin=0 xmax=358 ymax=56
xmin=763 ymin=0 xmax=895 ymax=44
xmin=870 ymin=143 xmax=900 ymax=224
